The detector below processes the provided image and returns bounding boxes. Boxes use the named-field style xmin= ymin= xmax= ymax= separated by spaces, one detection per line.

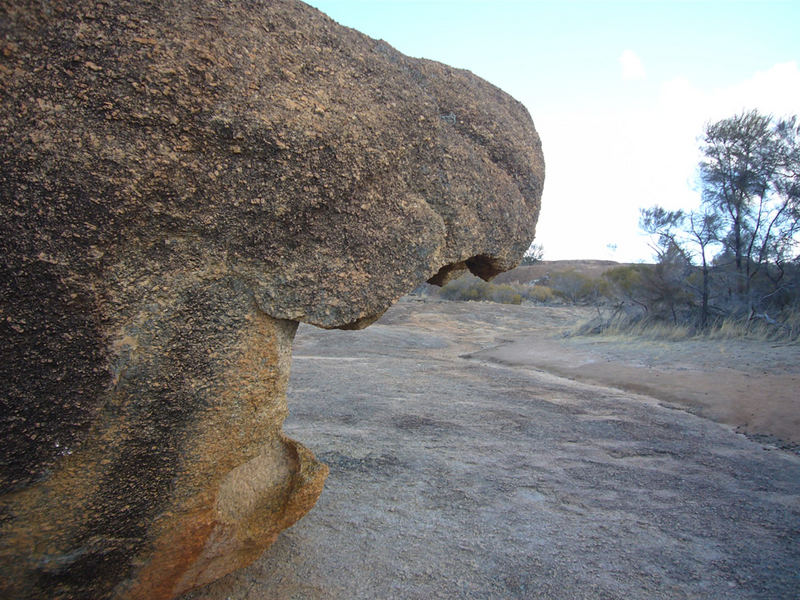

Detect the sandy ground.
xmin=183 ymin=299 xmax=800 ymax=599
xmin=465 ymin=305 xmax=800 ymax=449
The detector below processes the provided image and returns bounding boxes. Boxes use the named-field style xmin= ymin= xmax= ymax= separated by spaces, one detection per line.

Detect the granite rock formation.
xmin=0 ymin=1 xmax=544 ymax=598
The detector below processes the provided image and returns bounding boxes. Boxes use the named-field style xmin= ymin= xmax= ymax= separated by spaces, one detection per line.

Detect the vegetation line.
xmin=420 ymin=110 xmax=800 ymax=343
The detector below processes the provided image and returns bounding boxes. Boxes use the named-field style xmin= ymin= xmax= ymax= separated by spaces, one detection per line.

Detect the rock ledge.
xmin=0 ymin=1 xmax=543 ymax=598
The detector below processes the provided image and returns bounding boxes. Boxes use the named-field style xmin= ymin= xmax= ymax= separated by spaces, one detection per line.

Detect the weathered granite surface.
xmin=0 ymin=0 xmax=544 ymax=598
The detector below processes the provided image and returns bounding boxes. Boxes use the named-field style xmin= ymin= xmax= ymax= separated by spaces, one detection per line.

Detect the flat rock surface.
xmin=184 ymin=299 xmax=800 ymax=599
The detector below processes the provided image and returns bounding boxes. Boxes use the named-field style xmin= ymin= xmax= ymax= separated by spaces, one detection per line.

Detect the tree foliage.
xmin=638 ymin=110 xmax=799 ymax=327
xmin=520 ymin=242 xmax=545 ymax=265
xmin=701 ymin=110 xmax=800 ymax=302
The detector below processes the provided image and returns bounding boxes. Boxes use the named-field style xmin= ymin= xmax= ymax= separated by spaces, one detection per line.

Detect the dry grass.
xmin=572 ymin=309 xmax=800 ymax=343
xmin=705 ymin=313 xmax=800 ymax=342
xmin=572 ymin=315 xmax=693 ymax=342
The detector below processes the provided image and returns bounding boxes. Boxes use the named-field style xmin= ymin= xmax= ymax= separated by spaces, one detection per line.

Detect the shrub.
xmin=437 ymin=274 xmax=524 ymax=305
xmin=489 ymin=284 xmax=523 ymax=305
xmin=604 ymin=265 xmax=646 ymax=298
xmin=549 ymin=270 xmax=610 ymax=304
xmin=526 ymin=285 xmax=555 ymax=303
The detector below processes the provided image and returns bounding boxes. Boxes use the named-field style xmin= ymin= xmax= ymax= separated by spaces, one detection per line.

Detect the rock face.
xmin=0 ymin=1 xmax=544 ymax=598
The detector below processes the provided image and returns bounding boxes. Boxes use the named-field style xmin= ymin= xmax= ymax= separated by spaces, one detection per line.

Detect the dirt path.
xmin=183 ymin=299 xmax=800 ymax=599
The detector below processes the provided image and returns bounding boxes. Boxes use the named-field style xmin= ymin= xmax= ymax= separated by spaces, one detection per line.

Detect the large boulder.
xmin=0 ymin=1 xmax=544 ymax=598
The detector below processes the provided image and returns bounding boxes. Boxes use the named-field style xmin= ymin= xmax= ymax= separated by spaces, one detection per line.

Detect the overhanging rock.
xmin=0 ymin=1 xmax=544 ymax=598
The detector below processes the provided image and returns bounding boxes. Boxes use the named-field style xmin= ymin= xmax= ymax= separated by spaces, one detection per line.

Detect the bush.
xmin=439 ymin=276 xmax=488 ymax=301
xmin=436 ymin=272 xmax=610 ymax=306
xmin=526 ymin=285 xmax=555 ymax=303
xmin=604 ymin=265 xmax=646 ymax=297
xmin=489 ymin=284 xmax=523 ymax=305
xmin=603 ymin=262 xmax=694 ymax=324
xmin=549 ymin=270 xmax=609 ymax=304
xmin=437 ymin=274 xmax=523 ymax=305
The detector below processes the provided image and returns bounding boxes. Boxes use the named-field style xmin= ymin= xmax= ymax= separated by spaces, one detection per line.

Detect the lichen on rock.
xmin=0 ymin=0 xmax=544 ymax=598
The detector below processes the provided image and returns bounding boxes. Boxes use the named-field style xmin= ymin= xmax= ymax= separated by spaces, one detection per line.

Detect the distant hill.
xmin=493 ymin=260 xmax=635 ymax=284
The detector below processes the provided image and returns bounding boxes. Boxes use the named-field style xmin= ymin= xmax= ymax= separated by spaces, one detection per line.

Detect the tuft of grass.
xmin=704 ymin=316 xmax=796 ymax=342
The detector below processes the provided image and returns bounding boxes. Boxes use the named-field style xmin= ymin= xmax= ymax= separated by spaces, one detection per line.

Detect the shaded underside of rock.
xmin=0 ymin=0 xmax=544 ymax=598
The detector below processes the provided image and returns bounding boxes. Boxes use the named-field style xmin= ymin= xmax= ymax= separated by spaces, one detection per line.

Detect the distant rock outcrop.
xmin=0 ymin=1 xmax=543 ymax=598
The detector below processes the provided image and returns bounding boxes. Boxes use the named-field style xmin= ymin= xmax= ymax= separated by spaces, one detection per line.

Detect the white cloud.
xmin=530 ymin=61 xmax=800 ymax=262
xmin=619 ymin=49 xmax=646 ymax=81
xmin=703 ymin=61 xmax=799 ymax=122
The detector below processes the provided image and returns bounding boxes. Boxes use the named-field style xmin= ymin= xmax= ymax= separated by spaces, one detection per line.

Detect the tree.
xmin=688 ymin=210 xmax=722 ymax=327
xmin=520 ymin=242 xmax=544 ymax=265
xmin=638 ymin=110 xmax=799 ymax=330
xmin=639 ymin=206 xmax=687 ymax=260
xmin=638 ymin=207 xmax=694 ymax=322
xmin=699 ymin=110 xmax=800 ymax=311
xmin=639 ymin=206 xmax=721 ymax=326
xmin=604 ymin=264 xmax=649 ymax=313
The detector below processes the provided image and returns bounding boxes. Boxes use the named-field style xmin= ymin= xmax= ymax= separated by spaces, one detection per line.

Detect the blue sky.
xmin=305 ymin=1 xmax=800 ymax=262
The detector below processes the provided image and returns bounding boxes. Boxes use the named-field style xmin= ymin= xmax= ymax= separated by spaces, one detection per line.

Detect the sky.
xmin=304 ymin=0 xmax=800 ymax=262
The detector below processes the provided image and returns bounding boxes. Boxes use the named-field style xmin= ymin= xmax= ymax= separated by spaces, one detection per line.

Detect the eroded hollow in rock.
xmin=465 ymin=255 xmax=505 ymax=281
xmin=428 ymin=262 xmax=469 ymax=287
xmin=427 ymin=255 xmax=506 ymax=287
